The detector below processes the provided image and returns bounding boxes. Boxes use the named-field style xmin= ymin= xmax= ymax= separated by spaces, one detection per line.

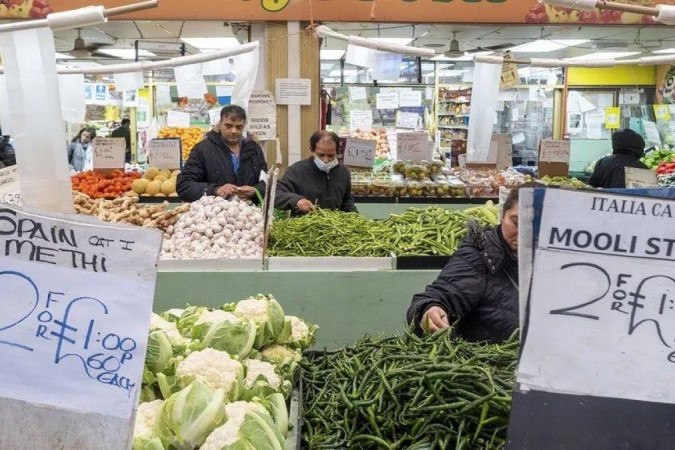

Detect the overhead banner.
xmin=41 ymin=0 xmax=672 ymax=24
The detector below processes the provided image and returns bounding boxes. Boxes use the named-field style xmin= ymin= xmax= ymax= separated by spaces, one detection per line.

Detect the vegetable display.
xmin=136 ymin=294 xmax=318 ymax=450
xmin=268 ymin=203 xmax=500 ymax=257
xmin=302 ymin=329 xmax=518 ymax=449
xmin=71 ymin=169 xmax=142 ymax=199
xmin=641 ymin=149 xmax=675 ymax=170
xmin=160 ymin=196 xmax=264 ymax=260
xmin=131 ymin=167 xmax=180 ymax=197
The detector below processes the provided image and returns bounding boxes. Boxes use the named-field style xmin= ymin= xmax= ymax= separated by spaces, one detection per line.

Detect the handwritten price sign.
xmin=0 ymin=166 xmax=21 ymax=206
xmin=539 ymin=139 xmax=570 ymax=164
xmin=0 ymin=206 xmax=162 ymax=418
xmin=147 ymin=139 xmax=182 ymax=170
xmin=396 ymin=131 xmax=432 ymax=162
xmin=343 ymin=138 xmax=376 ymax=168
xmin=92 ymin=137 xmax=126 ymax=170
xmin=519 ymin=189 xmax=675 ymax=405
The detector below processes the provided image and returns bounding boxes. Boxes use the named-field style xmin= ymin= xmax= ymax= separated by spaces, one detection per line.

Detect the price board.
xmin=0 ymin=165 xmax=21 ymax=206
xmin=147 ymin=138 xmax=182 ymax=170
xmin=92 ymin=137 xmax=126 ymax=170
xmin=343 ymin=138 xmax=376 ymax=168
xmin=396 ymin=131 xmax=431 ymax=162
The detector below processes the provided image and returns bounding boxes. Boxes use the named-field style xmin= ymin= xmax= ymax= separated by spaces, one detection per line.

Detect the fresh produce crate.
xmin=266 ymin=256 xmax=395 ymax=272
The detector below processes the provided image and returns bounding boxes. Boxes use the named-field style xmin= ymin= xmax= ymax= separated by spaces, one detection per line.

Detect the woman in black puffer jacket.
xmin=406 ymin=187 xmax=522 ymax=344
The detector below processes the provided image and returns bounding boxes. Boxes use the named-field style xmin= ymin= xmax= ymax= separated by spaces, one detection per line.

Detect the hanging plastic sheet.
xmin=174 ymin=63 xmax=207 ymax=99
xmin=113 ymin=70 xmax=144 ymax=93
xmin=202 ymin=57 xmax=233 ymax=76
xmin=0 ymin=75 xmax=11 ymax=134
xmin=371 ymin=51 xmax=403 ymax=81
xmin=57 ymin=74 xmax=86 ymax=124
xmin=231 ymin=44 xmax=259 ymax=110
xmin=467 ymin=62 xmax=502 ymax=161
xmin=0 ymin=27 xmax=73 ymax=213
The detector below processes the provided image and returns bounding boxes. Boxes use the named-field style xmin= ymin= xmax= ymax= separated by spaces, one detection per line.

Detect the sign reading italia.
xmin=31 ymin=0 xmax=672 ymax=24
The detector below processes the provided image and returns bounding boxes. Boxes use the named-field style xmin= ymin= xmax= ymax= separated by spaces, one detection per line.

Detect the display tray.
xmin=158 ymin=258 xmax=263 ymax=272
xmin=354 ymin=196 xmax=498 ymax=204
xmin=395 ymin=255 xmax=450 ymax=270
xmin=266 ymin=256 xmax=395 ymax=271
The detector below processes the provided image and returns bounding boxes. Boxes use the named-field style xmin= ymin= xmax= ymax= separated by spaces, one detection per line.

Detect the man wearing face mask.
xmin=275 ymin=131 xmax=357 ymax=215
xmin=177 ymin=105 xmax=268 ymax=204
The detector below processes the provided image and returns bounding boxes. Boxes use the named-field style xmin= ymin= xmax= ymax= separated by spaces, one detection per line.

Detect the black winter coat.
xmin=274 ymin=159 xmax=357 ymax=215
xmin=177 ymin=131 xmax=268 ymax=203
xmin=407 ymin=224 xmax=519 ymax=344
xmin=588 ymin=149 xmax=648 ymax=189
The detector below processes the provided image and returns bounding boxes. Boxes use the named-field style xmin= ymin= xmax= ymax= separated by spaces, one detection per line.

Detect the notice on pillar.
xmin=147 ymin=139 xmax=182 ymax=170
xmin=0 ymin=205 xmax=162 ymax=418
xmin=0 ymin=165 xmax=21 ymax=206
xmin=92 ymin=138 xmax=126 ymax=170
xmin=247 ymin=91 xmax=277 ymax=140
xmin=518 ymin=189 xmax=675 ymax=404
xmin=275 ymin=78 xmax=311 ymax=105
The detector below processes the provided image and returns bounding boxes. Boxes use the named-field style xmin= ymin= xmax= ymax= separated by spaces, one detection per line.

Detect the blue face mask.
xmin=314 ymin=156 xmax=338 ymax=173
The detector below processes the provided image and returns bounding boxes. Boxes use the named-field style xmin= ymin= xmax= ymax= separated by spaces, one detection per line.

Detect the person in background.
xmin=111 ymin=118 xmax=132 ymax=164
xmin=177 ymin=105 xmax=267 ymax=204
xmin=588 ymin=128 xmax=649 ymax=189
xmin=0 ymin=128 xmax=16 ymax=168
xmin=406 ymin=185 xmax=525 ymax=344
xmin=275 ymin=131 xmax=357 ymax=215
xmin=67 ymin=127 xmax=96 ymax=173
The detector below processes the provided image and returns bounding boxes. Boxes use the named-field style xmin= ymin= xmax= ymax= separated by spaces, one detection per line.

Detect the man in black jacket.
xmin=275 ymin=131 xmax=357 ymax=215
xmin=177 ymin=105 xmax=268 ymax=203
xmin=588 ymin=128 xmax=649 ymax=189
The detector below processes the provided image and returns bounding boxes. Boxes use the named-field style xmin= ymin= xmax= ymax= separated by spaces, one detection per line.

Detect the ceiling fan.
xmin=66 ymin=28 xmax=114 ymax=58
xmin=444 ymin=31 xmax=514 ymax=57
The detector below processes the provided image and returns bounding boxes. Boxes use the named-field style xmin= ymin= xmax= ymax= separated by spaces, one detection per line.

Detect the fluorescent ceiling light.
xmin=370 ymin=37 xmax=414 ymax=45
xmin=55 ymin=52 xmax=74 ymax=59
xmin=97 ymin=49 xmax=156 ymax=59
xmin=566 ymin=51 xmax=640 ymax=61
xmin=320 ymin=49 xmax=345 ymax=60
xmin=509 ymin=39 xmax=589 ymax=53
xmin=443 ymin=51 xmax=493 ymax=62
xmin=653 ymin=48 xmax=675 ymax=54
xmin=181 ymin=37 xmax=240 ymax=50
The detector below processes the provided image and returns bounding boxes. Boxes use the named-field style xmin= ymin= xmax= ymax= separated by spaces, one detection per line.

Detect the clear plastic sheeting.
xmin=232 ymin=45 xmax=260 ymax=112
xmin=113 ymin=70 xmax=144 ymax=92
xmin=467 ymin=62 xmax=502 ymax=161
xmin=174 ymin=63 xmax=207 ymax=99
xmin=57 ymin=74 xmax=86 ymax=124
xmin=0 ymin=27 xmax=73 ymax=213
xmin=0 ymin=75 xmax=11 ymax=134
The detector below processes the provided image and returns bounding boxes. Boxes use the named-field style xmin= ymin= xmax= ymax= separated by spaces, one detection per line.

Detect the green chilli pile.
xmin=268 ymin=203 xmax=500 ymax=257
xmin=302 ymin=330 xmax=518 ymax=449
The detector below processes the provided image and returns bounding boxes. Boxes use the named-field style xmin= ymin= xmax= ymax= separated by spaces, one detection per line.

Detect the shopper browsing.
xmin=275 ymin=131 xmax=357 ymax=215
xmin=67 ymin=127 xmax=96 ymax=173
xmin=111 ymin=118 xmax=132 ymax=164
xmin=406 ymin=186 xmax=523 ymax=344
xmin=588 ymin=128 xmax=649 ymax=189
xmin=177 ymin=105 xmax=268 ymax=204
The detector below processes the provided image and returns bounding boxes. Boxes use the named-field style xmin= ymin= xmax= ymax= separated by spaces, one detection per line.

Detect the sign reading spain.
xmin=37 ymin=0 xmax=673 ymax=24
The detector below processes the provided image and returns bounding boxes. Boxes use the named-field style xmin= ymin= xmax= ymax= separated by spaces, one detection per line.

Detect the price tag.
xmin=396 ymin=131 xmax=431 ymax=162
xmin=166 ymin=110 xmax=191 ymax=128
xmin=539 ymin=139 xmax=570 ymax=164
xmin=0 ymin=165 xmax=21 ymax=206
xmin=458 ymin=153 xmax=467 ymax=168
xmin=625 ymin=167 xmax=658 ymax=188
xmin=343 ymin=138 xmax=376 ymax=168
xmin=0 ymin=205 xmax=162 ymax=418
xmin=208 ymin=108 xmax=221 ymax=126
xmin=396 ymin=112 xmax=420 ymax=129
xmin=376 ymin=92 xmax=399 ymax=110
xmin=349 ymin=110 xmax=373 ymax=132
xmin=147 ymin=139 xmax=182 ymax=170
xmin=92 ymin=137 xmax=126 ymax=170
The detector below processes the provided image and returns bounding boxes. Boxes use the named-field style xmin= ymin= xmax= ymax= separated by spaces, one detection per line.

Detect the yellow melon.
xmin=154 ymin=174 xmax=169 ymax=183
xmin=144 ymin=167 xmax=160 ymax=180
xmin=171 ymin=170 xmax=180 ymax=179
xmin=131 ymin=178 xmax=149 ymax=194
xmin=169 ymin=192 xmax=179 ymax=197
xmin=161 ymin=180 xmax=176 ymax=196
xmin=160 ymin=169 xmax=172 ymax=178
xmin=154 ymin=193 xmax=167 ymax=197
xmin=145 ymin=180 xmax=162 ymax=196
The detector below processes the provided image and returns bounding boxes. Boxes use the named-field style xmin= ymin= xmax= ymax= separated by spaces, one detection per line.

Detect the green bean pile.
xmin=302 ymin=329 xmax=518 ymax=449
xmin=268 ymin=203 xmax=500 ymax=257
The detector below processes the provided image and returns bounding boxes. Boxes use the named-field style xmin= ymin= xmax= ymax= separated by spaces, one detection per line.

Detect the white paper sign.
xmin=539 ymin=139 xmax=571 ymax=164
xmin=343 ymin=138 xmax=376 ymax=168
xmin=0 ymin=205 xmax=162 ymax=418
xmin=147 ymin=139 xmax=181 ymax=170
xmin=208 ymin=108 xmax=221 ymax=126
xmin=518 ymin=189 xmax=675 ymax=404
xmin=642 ymin=120 xmax=662 ymax=146
xmin=349 ymin=86 xmax=367 ymax=101
xmin=247 ymin=90 xmax=277 ymax=141
xmin=0 ymin=165 xmax=21 ymax=206
xmin=399 ymin=90 xmax=422 ymax=107
xmin=349 ymin=110 xmax=373 ymax=132
xmin=512 ymin=108 xmax=519 ymax=121
xmin=425 ymin=87 xmax=434 ymax=100
xmin=396 ymin=131 xmax=431 ymax=162
xmin=396 ymin=111 xmax=420 ymax=129
xmin=166 ymin=111 xmax=191 ymax=128
xmin=625 ymin=167 xmax=658 ymax=188
xmin=458 ymin=153 xmax=467 ymax=168
xmin=376 ymin=92 xmax=399 ymax=110
xmin=216 ymin=85 xmax=234 ymax=98
xmin=275 ymin=78 xmax=311 ymax=105
xmin=92 ymin=138 xmax=126 ymax=169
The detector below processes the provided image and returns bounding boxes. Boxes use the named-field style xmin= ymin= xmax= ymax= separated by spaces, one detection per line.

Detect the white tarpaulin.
xmin=57 ymin=74 xmax=86 ymax=124
xmin=174 ymin=63 xmax=207 ymax=99
xmin=202 ymin=57 xmax=233 ymax=76
xmin=0 ymin=27 xmax=73 ymax=213
xmin=113 ymin=71 xmax=144 ymax=93
xmin=467 ymin=62 xmax=502 ymax=161
xmin=232 ymin=44 xmax=259 ymax=110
